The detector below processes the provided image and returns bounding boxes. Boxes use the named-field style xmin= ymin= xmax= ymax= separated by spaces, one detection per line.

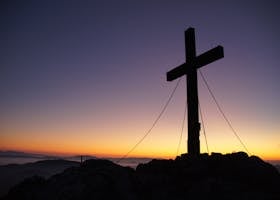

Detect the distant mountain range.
xmin=0 ymin=151 xmax=152 ymax=167
xmin=0 ymin=151 xmax=50 ymax=158
xmin=0 ymin=151 xmax=97 ymax=166
xmin=0 ymin=151 xmax=96 ymax=160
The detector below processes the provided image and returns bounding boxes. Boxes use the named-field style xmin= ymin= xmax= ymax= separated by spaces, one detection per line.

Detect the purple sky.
xmin=1 ymin=1 xmax=279 ymax=158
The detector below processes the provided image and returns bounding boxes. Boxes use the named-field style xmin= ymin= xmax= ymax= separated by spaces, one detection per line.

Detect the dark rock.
xmin=0 ymin=159 xmax=79 ymax=197
xmin=3 ymin=152 xmax=280 ymax=200
xmin=275 ymin=165 xmax=280 ymax=173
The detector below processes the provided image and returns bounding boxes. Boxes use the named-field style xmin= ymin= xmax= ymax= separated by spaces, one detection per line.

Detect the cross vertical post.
xmin=166 ymin=27 xmax=224 ymax=156
xmin=185 ymin=28 xmax=200 ymax=156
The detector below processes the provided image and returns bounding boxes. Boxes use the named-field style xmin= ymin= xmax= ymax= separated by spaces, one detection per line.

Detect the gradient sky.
xmin=1 ymin=0 xmax=279 ymax=159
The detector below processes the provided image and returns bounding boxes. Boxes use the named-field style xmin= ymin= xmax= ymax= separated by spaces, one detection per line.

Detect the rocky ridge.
xmin=3 ymin=152 xmax=280 ymax=200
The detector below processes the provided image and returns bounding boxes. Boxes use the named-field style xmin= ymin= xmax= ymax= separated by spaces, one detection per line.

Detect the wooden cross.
xmin=166 ymin=27 xmax=224 ymax=156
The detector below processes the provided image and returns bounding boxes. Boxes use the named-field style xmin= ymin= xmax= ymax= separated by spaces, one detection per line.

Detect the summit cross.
xmin=166 ymin=27 xmax=224 ymax=156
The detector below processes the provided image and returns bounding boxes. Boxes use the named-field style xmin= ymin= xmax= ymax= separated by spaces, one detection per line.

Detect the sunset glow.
xmin=1 ymin=1 xmax=279 ymax=161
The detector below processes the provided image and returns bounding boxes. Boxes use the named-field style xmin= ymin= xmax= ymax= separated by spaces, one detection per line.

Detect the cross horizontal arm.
xmin=166 ymin=45 xmax=224 ymax=82
xmin=166 ymin=63 xmax=186 ymax=81
xmin=196 ymin=46 xmax=224 ymax=68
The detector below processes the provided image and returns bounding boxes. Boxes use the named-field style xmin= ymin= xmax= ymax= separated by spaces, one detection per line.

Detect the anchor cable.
xmin=198 ymin=69 xmax=250 ymax=155
xmin=199 ymin=101 xmax=209 ymax=154
xmin=117 ymin=78 xmax=182 ymax=163
xmin=176 ymin=99 xmax=187 ymax=156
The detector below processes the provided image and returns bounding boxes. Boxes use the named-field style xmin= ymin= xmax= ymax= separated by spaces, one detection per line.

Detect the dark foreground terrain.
xmin=0 ymin=160 xmax=79 ymax=197
xmin=2 ymin=152 xmax=280 ymax=200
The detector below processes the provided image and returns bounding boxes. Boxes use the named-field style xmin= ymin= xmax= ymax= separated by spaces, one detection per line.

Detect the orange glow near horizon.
xmin=1 ymin=127 xmax=279 ymax=160
xmin=1 ymin=97 xmax=279 ymax=161
xmin=1 ymin=105 xmax=279 ymax=161
xmin=0 ymin=144 xmax=279 ymax=161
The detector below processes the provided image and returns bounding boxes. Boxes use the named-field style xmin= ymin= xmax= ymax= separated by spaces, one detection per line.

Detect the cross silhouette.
xmin=167 ymin=27 xmax=224 ymax=156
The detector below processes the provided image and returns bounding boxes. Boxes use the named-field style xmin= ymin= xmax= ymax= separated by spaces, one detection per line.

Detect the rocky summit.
xmin=3 ymin=152 xmax=280 ymax=200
